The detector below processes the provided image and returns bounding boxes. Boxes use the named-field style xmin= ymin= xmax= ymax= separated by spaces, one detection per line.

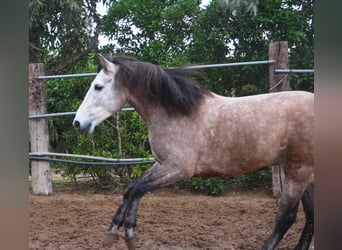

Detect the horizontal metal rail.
xmin=29 ymin=152 xmax=155 ymax=166
xmin=29 ymin=157 xmax=155 ymax=166
xmin=274 ymin=69 xmax=314 ymax=74
xmin=36 ymin=72 xmax=97 ymax=80
xmin=29 ymin=107 xmax=135 ymax=119
xmin=34 ymin=61 xmax=314 ymax=80
xmin=181 ymin=60 xmax=275 ymax=69
xmin=34 ymin=60 xmax=276 ymax=80
xmin=29 ymin=111 xmax=76 ymax=119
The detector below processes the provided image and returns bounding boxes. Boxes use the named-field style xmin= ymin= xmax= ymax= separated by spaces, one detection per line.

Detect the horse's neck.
xmin=127 ymin=95 xmax=165 ymax=126
xmin=127 ymin=92 xmax=213 ymax=128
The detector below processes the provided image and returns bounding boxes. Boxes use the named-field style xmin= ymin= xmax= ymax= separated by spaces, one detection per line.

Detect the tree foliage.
xmin=101 ymin=0 xmax=313 ymax=95
xmin=29 ymin=0 xmax=107 ymax=74
xmin=101 ymin=0 xmax=200 ymax=66
xmin=218 ymin=0 xmax=259 ymax=16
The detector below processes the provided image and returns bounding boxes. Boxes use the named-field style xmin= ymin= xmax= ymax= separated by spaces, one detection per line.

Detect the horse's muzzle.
xmin=73 ymin=119 xmax=92 ymax=134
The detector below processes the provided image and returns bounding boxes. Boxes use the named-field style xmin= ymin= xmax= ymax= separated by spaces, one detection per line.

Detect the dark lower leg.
xmin=124 ymin=197 xmax=142 ymax=239
xmin=294 ymin=184 xmax=314 ymax=250
xmin=107 ymin=182 xmax=136 ymax=235
xmin=262 ymin=201 xmax=300 ymax=250
xmin=123 ymin=177 xmax=156 ymax=238
xmin=106 ymin=169 xmax=159 ymax=237
xmin=122 ymin=177 xmax=159 ymax=250
xmin=122 ymin=163 xmax=187 ymax=249
xmin=123 ymin=198 xmax=142 ymax=250
xmin=105 ymin=161 xmax=188 ymax=248
xmin=102 ymin=183 xmax=137 ymax=247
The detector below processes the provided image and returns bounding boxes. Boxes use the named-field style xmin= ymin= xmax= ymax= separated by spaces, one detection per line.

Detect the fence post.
xmin=268 ymin=41 xmax=290 ymax=197
xmin=29 ymin=63 xmax=52 ymax=195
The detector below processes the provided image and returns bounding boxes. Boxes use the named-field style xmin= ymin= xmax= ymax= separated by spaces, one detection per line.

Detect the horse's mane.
xmin=104 ymin=56 xmax=212 ymax=115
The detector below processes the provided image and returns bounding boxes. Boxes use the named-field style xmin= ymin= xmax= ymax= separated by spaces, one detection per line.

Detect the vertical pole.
xmin=269 ymin=41 xmax=290 ymax=197
xmin=29 ymin=63 xmax=52 ymax=195
xmin=269 ymin=41 xmax=290 ymax=92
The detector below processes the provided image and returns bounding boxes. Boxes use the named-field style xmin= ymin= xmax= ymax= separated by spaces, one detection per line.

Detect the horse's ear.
xmin=98 ymin=54 xmax=113 ymax=73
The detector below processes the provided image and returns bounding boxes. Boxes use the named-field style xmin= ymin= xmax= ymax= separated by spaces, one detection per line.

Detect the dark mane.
xmin=105 ymin=56 xmax=212 ymax=115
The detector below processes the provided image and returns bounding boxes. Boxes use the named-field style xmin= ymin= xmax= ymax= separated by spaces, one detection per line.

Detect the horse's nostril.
xmin=73 ymin=120 xmax=80 ymax=128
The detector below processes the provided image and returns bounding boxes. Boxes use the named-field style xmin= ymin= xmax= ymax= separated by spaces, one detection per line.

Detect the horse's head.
xmin=73 ymin=54 xmax=128 ymax=134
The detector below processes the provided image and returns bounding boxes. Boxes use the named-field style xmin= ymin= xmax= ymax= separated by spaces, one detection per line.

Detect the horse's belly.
xmin=194 ymin=139 xmax=285 ymax=178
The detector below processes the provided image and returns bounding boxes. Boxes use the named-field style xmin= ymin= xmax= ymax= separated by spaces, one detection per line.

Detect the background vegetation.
xmin=29 ymin=0 xmax=313 ymax=195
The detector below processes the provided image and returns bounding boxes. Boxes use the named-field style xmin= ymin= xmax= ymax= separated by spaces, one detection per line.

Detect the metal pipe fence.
xmin=274 ymin=69 xmax=314 ymax=74
xmin=29 ymin=107 xmax=135 ymax=119
xmin=29 ymin=157 xmax=155 ymax=166
xmin=29 ymin=152 xmax=155 ymax=166
xmin=35 ymin=60 xmax=276 ymax=80
xmin=36 ymin=72 xmax=97 ymax=80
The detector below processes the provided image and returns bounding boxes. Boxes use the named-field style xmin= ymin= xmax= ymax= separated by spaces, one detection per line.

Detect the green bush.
xmin=187 ymin=177 xmax=227 ymax=196
xmin=131 ymin=164 xmax=153 ymax=178
xmin=177 ymin=169 xmax=272 ymax=196
xmin=227 ymin=170 xmax=272 ymax=190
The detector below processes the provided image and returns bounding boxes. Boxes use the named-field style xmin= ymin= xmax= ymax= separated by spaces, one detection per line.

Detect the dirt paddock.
xmin=29 ymin=185 xmax=314 ymax=250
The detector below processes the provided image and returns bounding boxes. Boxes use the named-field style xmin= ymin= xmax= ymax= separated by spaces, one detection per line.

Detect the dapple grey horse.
xmin=73 ymin=55 xmax=314 ymax=250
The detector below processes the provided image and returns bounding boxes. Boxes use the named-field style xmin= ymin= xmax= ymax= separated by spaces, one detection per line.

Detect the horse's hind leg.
xmin=294 ymin=183 xmax=314 ymax=250
xmin=262 ymin=176 xmax=306 ymax=250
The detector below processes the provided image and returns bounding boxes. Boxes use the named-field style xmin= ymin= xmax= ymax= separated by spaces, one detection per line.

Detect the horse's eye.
xmin=94 ymin=84 xmax=104 ymax=91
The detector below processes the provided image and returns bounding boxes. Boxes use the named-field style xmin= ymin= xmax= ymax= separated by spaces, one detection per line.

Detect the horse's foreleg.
xmin=123 ymin=183 xmax=146 ymax=250
xmin=102 ymin=181 xmax=136 ymax=247
xmin=122 ymin=161 xmax=189 ymax=250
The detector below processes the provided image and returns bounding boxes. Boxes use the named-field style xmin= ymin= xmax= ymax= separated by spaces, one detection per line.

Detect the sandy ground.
xmin=29 ymin=185 xmax=314 ymax=249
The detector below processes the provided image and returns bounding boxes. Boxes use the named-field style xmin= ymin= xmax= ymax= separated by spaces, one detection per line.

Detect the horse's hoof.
xmin=102 ymin=233 xmax=119 ymax=247
xmin=125 ymin=235 xmax=138 ymax=250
